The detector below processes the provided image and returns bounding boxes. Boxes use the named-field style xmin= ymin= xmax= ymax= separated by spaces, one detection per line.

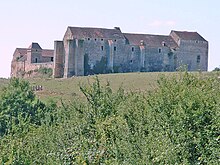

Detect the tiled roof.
xmin=28 ymin=42 xmax=42 ymax=49
xmin=15 ymin=47 xmax=53 ymax=57
xmin=68 ymin=27 xmax=125 ymax=39
xmin=42 ymin=49 xmax=54 ymax=57
xmin=171 ymin=31 xmax=207 ymax=41
xmin=123 ymin=33 xmax=178 ymax=48
xmin=16 ymin=48 xmax=28 ymax=55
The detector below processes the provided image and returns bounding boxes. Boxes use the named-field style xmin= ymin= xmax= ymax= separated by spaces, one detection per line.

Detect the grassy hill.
xmin=27 ymin=72 xmax=169 ymax=103
xmin=1 ymin=71 xmax=219 ymax=103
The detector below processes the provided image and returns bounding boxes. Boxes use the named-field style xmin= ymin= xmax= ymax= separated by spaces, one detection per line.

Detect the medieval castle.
xmin=11 ymin=26 xmax=208 ymax=78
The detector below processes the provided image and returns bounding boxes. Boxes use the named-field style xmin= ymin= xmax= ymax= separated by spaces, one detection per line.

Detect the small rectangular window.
xmin=114 ymin=46 xmax=117 ymax=51
xmin=158 ymin=48 xmax=161 ymax=53
xmin=51 ymin=57 xmax=54 ymax=62
xmin=114 ymin=39 xmax=117 ymax=42
xmin=101 ymin=46 xmax=104 ymax=51
xmin=88 ymin=38 xmax=90 ymax=41
xmin=197 ymin=55 xmax=200 ymax=63
xmin=132 ymin=47 xmax=134 ymax=52
xmin=101 ymin=38 xmax=104 ymax=41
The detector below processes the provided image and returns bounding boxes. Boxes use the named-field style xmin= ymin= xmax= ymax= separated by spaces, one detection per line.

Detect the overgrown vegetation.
xmin=0 ymin=72 xmax=219 ymax=164
xmin=213 ymin=66 xmax=220 ymax=71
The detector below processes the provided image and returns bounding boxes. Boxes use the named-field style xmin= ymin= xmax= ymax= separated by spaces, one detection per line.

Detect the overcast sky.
xmin=0 ymin=0 xmax=219 ymax=78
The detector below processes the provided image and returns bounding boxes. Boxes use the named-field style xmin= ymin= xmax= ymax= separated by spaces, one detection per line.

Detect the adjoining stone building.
xmin=11 ymin=43 xmax=54 ymax=77
xmin=11 ymin=26 xmax=208 ymax=78
xmin=53 ymin=26 xmax=208 ymax=78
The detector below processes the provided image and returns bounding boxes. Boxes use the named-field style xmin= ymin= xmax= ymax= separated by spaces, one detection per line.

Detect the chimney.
xmin=114 ymin=27 xmax=121 ymax=31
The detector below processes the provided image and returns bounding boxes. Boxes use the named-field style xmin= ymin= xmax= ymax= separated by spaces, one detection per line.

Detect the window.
xmin=114 ymin=39 xmax=117 ymax=42
xmin=114 ymin=46 xmax=117 ymax=51
xmin=197 ymin=55 xmax=201 ymax=63
xmin=51 ymin=57 xmax=54 ymax=62
xmin=88 ymin=38 xmax=90 ymax=41
xmin=158 ymin=48 xmax=161 ymax=53
xmin=101 ymin=38 xmax=104 ymax=41
xmin=95 ymin=38 xmax=97 ymax=41
xmin=130 ymin=60 xmax=133 ymax=64
xmin=101 ymin=46 xmax=104 ymax=51
xmin=35 ymin=58 xmax=38 ymax=63
xmin=132 ymin=47 xmax=134 ymax=52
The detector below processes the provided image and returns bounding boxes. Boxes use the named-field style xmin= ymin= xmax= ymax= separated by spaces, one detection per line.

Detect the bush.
xmin=0 ymin=78 xmax=55 ymax=136
xmin=147 ymin=72 xmax=220 ymax=164
xmin=0 ymin=73 xmax=219 ymax=164
xmin=38 ymin=67 xmax=53 ymax=77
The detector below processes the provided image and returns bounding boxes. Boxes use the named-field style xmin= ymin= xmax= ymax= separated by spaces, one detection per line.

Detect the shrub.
xmin=147 ymin=72 xmax=220 ymax=164
xmin=0 ymin=78 xmax=55 ymax=136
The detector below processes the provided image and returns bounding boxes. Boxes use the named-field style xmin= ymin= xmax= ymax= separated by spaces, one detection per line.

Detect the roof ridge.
xmin=123 ymin=33 xmax=169 ymax=37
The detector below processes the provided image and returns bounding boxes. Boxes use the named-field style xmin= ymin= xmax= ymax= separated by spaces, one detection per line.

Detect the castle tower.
xmin=27 ymin=43 xmax=42 ymax=64
xmin=53 ymin=41 xmax=64 ymax=78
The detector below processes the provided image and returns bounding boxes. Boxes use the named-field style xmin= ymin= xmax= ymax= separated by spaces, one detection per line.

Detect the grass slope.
xmin=27 ymin=72 xmax=168 ymax=103
xmin=1 ymin=71 xmax=219 ymax=103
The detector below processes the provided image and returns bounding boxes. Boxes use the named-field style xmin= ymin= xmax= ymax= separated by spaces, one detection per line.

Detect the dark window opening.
xmin=114 ymin=46 xmax=117 ymax=51
xmin=101 ymin=38 xmax=104 ymax=41
xmin=101 ymin=46 xmax=104 ymax=51
xmin=114 ymin=39 xmax=117 ymax=42
xmin=197 ymin=55 xmax=201 ymax=63
xmin=132 ymin=47 xmax=134 ymax=52
xmin=88 ymin=38 xmax=90 ymax=41
xmin=159 ymin=48 xmax=161 ymax=53
xmin=95 ymin=38 xmax=97 ymax=41
xmin=130 ymin=60 xmax=133 ymax=64
xmin=51 ymin=57 xmax=54 ymax=62
xmin=35 ymin=58 xmax=38 ymax=63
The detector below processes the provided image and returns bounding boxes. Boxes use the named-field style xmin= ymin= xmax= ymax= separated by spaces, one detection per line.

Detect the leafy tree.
xmin=0 ymin=78 xmax=55 ymax=136
xmin=213 ymin=66 xmax=220 ymax=71
xmin=147 ymin=72 xmax=220 ymax=164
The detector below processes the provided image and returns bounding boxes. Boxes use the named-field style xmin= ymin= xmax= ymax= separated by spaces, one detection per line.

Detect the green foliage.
xmin=147 ymin=72 xmax=220 ymax=164
xmin=0 ymin=78 xmax=55 ymax=136
xmin=0 ymin=73 xmax=219 ymax=164
xmin=213 ymin=66 xmax=220 ymax=71
xmin=37 ymin=67 xmax=53 ymax=77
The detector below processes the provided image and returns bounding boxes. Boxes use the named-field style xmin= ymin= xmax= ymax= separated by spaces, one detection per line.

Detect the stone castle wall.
xmin=12 ymin=27 xmax=209 ymax=78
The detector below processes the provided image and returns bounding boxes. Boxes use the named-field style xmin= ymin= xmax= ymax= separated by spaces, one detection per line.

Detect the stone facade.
xmin=53 ymin=27 xmax=208 ymax=78
xmin=11 ymin=27 xmax=208 ymax=78
xmin=11 ymin=43 xmax=54 ymax=78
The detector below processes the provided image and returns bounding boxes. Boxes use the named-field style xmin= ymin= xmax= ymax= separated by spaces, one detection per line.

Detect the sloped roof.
xmin=68 ymin=26 xmax=125 ymax=39
xmin=14 ymin=45 xmax=53 ymax=57
xmin=28 ymin=42 xmax=42 ymax=49
xmin=171 ymin=31 xmax=207 ymax=41
xmin=42 ymin=49 xmax=54 ymax=57
xmin=123 ymin=33 xmax=178 ymax=48
xmin=16 ymin=48 xmax=28 ymax=55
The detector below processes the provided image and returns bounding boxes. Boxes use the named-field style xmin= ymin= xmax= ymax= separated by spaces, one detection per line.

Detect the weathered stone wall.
xmin=11 ymin=28 xmax=209 ymax=78
xmin=53 ymin=41 xmax=64 ymax=78
xmin=175 ymin=40 xmax=208 ymax=71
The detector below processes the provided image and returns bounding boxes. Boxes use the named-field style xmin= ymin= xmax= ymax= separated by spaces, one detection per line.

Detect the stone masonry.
xmin=11 ymin=26 xmax=208 ymax=78
xmin=11 ymin=43 xmax=54 ymax=78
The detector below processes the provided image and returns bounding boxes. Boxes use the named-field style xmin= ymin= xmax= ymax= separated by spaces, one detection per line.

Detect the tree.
xmin=0 ymin=78 xmax=55 ymax=136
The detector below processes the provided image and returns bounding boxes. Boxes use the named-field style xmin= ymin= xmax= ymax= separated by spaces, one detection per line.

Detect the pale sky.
xmin=0 ymin=0 xmax=219 ymax=78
